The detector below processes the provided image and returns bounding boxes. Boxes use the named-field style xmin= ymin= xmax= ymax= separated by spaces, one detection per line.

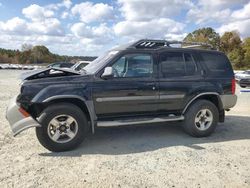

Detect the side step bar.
xmin=97 ymin=116 xmax=184 ymax=127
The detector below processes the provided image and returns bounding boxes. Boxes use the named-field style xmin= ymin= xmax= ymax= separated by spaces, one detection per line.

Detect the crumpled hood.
xmin=17 ymin=69 xmax=92 ymax=106
xmin=20 ymin=67 xmax=81 ymax=81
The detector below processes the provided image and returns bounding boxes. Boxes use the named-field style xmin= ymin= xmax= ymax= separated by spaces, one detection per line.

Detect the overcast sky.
xmin=0 ymin=0 xmax=250 ymax=56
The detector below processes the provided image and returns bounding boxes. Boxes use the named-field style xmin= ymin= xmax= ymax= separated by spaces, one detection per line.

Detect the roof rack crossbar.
xmin=182 ymin=44 xmax=209 ymax=49
xmin=168 ymin=41 xmax=213 ymax=48
xmin=149 ymin=42 xmax=155 ymax=47
xmin=145 ymin=42 xmax=152 ymax=47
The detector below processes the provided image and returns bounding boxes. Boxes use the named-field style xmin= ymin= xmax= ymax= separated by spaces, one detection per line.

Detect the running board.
xmin=97 ymin=116 xmax=184 ymax=127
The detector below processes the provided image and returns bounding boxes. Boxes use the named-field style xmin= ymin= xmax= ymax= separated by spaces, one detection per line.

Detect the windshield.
xmin=83 ymin=51 xmax=118 ymax=74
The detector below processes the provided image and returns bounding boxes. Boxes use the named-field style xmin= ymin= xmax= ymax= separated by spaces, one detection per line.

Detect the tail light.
xmin=231 ymin=78 xmax=236 ymax=95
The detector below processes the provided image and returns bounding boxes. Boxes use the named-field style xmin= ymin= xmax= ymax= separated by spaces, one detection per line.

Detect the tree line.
xmin=0 ymin=45 xmax=97 ymax=65
xmin=184 ymin=27 xmax=250 ymax=69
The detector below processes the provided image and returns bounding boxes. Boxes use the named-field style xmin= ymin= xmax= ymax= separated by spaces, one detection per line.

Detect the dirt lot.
xmin=0 ymin=70 xmax=250 ymax=188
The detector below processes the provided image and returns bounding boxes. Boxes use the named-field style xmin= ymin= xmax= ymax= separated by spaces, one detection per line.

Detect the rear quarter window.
xmin=200 ymin=52 xmax=233 ymax=75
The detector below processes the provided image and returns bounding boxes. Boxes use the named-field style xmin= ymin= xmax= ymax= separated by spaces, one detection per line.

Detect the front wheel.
xmin=182 ymin=100 xmax=219 ymax=137
xmin=36 ymin=103 xmax=88 ymax=152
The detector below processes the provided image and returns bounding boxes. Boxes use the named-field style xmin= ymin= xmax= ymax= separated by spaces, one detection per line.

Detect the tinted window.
xmin=200 ymin=52 xmax=231 ymax=73
xmin=184 ymin=53 xmax=197 ymax=75
xmin=159 ymin=52 xmax=198 ymax=77
xmin=160 ymin=52 xmax=185 ymax=77
xmin=112 ymin=54 xmax=153 ymax=78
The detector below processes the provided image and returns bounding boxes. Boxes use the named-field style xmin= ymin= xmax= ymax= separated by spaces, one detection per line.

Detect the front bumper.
xmin=6 ymin=96 xmax=41 ymax=136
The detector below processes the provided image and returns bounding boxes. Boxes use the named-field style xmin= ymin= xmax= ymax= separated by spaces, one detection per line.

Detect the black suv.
xmin=6 ymin=39 xmax=237 ymax=152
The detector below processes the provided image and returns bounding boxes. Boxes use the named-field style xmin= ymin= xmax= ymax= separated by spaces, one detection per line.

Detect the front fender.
xmin=31 ymin=84 xmax=89 ymax=103
xmin=32 ymin=96 xmax=96 ymax=134
xmin=31 ymin=84 xmax=96 ymax=133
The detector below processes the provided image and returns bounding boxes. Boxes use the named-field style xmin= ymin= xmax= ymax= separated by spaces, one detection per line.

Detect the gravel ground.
xmin=0 ymin=70 xmax=250 ymax=188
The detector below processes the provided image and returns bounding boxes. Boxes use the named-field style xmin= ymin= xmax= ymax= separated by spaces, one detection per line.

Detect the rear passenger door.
xmin=158 ymin=50 xmax=204 ymax=115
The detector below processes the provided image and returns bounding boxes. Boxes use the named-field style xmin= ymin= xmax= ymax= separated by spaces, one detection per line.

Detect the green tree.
xmin=242 ymin=37 xmax=250 ymax=68
xmin=220 ymin=31 xmax=242 ymax=54
xmin=219 ymin=31 xmax=245 ymax=69
xmin=31 ymin=46 xmax=50 ymax=64
xmin=18 ymin=50 xmax=32 ymax=64
xmin=228 ymin=48 xmax=245 ymax=69
xmin=184 ymin=27 xmax=220 ymax=49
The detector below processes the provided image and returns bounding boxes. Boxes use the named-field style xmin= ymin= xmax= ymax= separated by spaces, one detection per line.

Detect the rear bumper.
xmin=220 ymin=94 xmax=237 ymax=109
xmin=6 ymin=96 xmax=41 ymax=136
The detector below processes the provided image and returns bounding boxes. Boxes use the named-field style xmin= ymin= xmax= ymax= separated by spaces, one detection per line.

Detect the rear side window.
xmin=160 ymin=52 xmax=185 ymax=77
xmin=200 ymin=52 xmax=232 ymax=74
xmin=159 ymin=52 xmax=197 ymax=78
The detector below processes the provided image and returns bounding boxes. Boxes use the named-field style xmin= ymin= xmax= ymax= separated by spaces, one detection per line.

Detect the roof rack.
xmin=132 ymin=39 xmax=169 ymax=49
xmin=131 ymin=39 xmax=214 ymax=50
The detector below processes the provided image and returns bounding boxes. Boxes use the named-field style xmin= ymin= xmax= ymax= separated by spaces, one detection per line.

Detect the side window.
xmin=160 ymin=52 xmax=185 ymax=77
xmin=184 ymin=53 xmax=197 ymax=75
xmin=112 ymin=54 xmax=153 ymax=78
xmin=112 ymin=57 xmax=126 ymax=76
xmin=200 ymin=52 xmax=231 ymax=73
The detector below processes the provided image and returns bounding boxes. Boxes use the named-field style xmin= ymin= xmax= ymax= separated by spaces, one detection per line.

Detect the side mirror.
xmin=101 ymin=67 xmax=114 ymax=79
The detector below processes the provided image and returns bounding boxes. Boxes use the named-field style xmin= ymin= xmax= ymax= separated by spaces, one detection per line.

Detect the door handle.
xmin=145 ymin=83 xmax=156 ymax=90
xmin=201 ymin=70 xmax=206 ymax=76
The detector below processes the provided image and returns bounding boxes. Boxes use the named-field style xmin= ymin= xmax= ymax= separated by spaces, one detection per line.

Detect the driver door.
xmin=92 ymin=53 xmax=158 ymax=119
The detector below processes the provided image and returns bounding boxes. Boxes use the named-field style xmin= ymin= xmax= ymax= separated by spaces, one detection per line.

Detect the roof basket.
xmin=131 ymin=39 xmax=214 ymax=50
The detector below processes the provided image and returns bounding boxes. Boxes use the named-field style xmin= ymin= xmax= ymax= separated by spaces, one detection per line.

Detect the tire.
xmin=182 ymin=100 xmax=219 ymax=137
xmin=240 ymin=85 xmax=246 ymax=88
xmin=36 ymin=103 xmax=88 ymax=152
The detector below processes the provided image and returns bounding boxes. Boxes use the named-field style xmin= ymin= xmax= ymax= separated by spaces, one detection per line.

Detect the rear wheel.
xmin=182 ymin=100 xmax=219 ymax=137
xmin=36 ymin=103 xmax=87 ymax=152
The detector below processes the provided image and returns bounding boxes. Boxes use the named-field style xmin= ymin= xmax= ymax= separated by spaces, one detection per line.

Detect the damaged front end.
xmin=6 ymin=67 xmax=83 ymax=136
xmin=20 ymin=67 xmax=81 ymax=81
xmin=6 ymin=95 xmax=41 ymax=136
